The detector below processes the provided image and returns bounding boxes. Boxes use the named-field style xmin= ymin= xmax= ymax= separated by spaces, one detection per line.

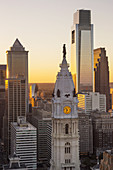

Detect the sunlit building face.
xmin=71 ymin=10 xmax=94 ymax=93
xmin=6 ymin=39 xmax=29 ymax=112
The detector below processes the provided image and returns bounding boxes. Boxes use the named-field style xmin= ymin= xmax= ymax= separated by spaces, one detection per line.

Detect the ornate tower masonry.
xmin=50 ymin=45 xmax=80 ymax=170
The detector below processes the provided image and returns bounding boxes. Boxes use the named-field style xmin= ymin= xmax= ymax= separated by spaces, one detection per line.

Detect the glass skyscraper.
xmin=71 ymin=9 xmax=94 ymax=93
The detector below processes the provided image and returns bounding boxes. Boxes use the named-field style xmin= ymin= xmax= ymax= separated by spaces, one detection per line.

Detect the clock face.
xmin=63 ymin=106 xmax=71 ymax=114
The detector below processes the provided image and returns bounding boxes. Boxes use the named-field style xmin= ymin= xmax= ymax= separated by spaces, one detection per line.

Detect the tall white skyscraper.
xmin=11 ymin=116 xmax=37 ymax=170
xmin=50 ymin=45 xmax=80 ymax=170
xmin=71 ymin=9 xmax=94 ymax=93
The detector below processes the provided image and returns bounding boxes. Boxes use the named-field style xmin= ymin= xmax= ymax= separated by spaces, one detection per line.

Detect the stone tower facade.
xmin=50 ymin=45 xmax=80 ymax=170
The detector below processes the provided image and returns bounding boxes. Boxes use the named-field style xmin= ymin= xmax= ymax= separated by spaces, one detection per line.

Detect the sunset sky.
xmin=0 ymin=0 xmax=113 ymax=83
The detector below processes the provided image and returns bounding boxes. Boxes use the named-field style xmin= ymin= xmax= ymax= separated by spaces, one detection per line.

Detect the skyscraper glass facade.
xmin=71 ymin=10 xmax=93 ymax=93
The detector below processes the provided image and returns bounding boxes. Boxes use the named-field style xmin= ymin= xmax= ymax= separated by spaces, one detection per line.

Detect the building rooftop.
xmin=11 ymin=116 xmax=36 ymax=131
xmin=3 ymin=153 xmax=27 ymax=169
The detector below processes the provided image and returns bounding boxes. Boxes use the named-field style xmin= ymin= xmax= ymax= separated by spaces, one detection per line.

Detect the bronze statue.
xmin=63 ymin=44 xmax=66 ymax=58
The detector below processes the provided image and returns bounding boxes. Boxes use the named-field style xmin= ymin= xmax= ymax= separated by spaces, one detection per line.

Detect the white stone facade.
xmin=50 ymin=46 xmax=80 ymax=170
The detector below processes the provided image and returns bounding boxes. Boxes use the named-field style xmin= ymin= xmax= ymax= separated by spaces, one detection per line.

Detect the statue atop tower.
xmin=63 ymin=44 xmax=66 ymax=58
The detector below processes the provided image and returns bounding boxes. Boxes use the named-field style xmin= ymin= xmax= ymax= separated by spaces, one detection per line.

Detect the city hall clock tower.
xmin=50 ymin=45 xmax=80 ymax=170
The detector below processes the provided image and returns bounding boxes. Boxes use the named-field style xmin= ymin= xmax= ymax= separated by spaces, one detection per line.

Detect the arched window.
xmin=65 ymin=124 xmax=69 ymax=134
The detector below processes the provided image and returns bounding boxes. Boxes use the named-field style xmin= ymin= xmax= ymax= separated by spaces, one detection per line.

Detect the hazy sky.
xmin=0 ymin=0 xmax=113 ymax=83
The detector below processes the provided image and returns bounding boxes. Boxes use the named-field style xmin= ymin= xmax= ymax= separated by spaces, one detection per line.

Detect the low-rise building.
xmin=91 ymin=112 xmax=113 ymax=153
xmin=3 ymin=153 xmax=27 ymax=170
xmin=78 ymin=92 xmax=106 ymax=114
xmin=11 ymin=116 xmax=37 ymax=170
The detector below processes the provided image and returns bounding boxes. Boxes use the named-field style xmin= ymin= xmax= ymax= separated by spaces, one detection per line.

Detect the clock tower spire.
xmin=50 ymin=45 xmax=80 ymax=170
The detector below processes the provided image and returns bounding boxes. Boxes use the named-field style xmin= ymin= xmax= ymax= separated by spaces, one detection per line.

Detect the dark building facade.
xmin=0 ymin=65 xmax=6 ymax=139
xmin=94 ymin=48 xmax=110 ymax=111
xmin=0 ymin=65 xmax=6 ymax=87
xmin=4 ymin=77 xmax=26 ymax=154
xmin=91 ymin=111 xmax=113 ymax=153
xmin=27 ymin=108 xmax=52 ymax=166
xmin=78 ymin=112 xmax=93 ymax=155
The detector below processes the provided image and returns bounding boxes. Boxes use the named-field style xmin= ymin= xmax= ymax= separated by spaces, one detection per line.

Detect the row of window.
xmin=65 ymin=159 xmax=70 ymax=163
xmin=64 ymin=168 xmax=72 ymax=170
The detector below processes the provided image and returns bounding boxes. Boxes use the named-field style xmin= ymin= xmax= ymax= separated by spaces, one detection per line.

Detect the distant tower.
xmin=71 ymin=9 xmax=94 ymax=93
xmin=94 ymin=48 xmax=110 ymax=111
xmin=50 ymin=45 xmax=80 ymax=170
xmin=6 ymin=39 xmax=29 ymax=112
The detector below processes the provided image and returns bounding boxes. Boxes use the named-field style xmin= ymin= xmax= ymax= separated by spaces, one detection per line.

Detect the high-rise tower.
xmin=71 ymin=9 xmax=94 ymax=93
xmin=6 ymin=39 xmax=28 ymax=112
xmin=94 ymin=48 xmax=110 ymax=111
xmin=50 ymin=45 xmax=80 ymax=170
xmin=4 ymin=39 xmax=28 ymax=154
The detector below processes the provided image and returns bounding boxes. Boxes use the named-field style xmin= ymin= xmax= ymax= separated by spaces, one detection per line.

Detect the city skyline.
xmin=0 ymin=0 xmax=113 ymax=83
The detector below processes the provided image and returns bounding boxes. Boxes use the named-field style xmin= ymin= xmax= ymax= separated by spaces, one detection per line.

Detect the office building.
xmin=50 ymin=45 xmax=80 ymax=170
xmin=100 ymin=150 xmax=113 ymax=170
xmin=5 ymin=77 xmax=26 ymax=153
xmin=71 ymin=9 xmax=93 ymax=93
xmin=78 ymin=112 xmax=93 ymax=155
xmin=91 ymin=111 xmax=113 ymax=153
xmin=78 ymin=92 xmax=106 ymax=113
xmin=6 ymin=39 xmax=29 ymax=112
xmin=94 ymin=48 xmax=110 ymax=111
xmin=0 ymin=65 xmax=6 ymax=139
xmin=11 ymin=116 xmax=37 ymax=170
xmin=27 ymin=108 xmax=52 ymax=166
xmin=0 ymin=65 xmax=6 ymax=88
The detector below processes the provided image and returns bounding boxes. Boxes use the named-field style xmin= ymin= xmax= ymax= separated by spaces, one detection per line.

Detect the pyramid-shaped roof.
xmin=10 ymin=38 xmax=25 ymax=51
xmin=13 ymin=39 xmax=23 ymax=48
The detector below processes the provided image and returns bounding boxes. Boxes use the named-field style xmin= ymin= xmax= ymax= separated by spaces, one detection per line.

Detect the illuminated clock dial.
xmin=63 ymin=106 xmax=71 ymax=114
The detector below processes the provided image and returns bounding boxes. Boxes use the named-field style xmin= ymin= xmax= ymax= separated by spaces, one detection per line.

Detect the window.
xmin=65 ymin=142 xmax=70 ymax=154
xmin=65 ymin=124 xmax=69 ymax=134
xmin=72 ymin=30 xmax=75 ymax=44
xmin=65 ymin=159 xmax=70 ymax=164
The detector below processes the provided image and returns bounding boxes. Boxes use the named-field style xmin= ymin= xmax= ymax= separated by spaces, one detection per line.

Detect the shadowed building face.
xmin=94 ymin=48 xmax=111 ymax=111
